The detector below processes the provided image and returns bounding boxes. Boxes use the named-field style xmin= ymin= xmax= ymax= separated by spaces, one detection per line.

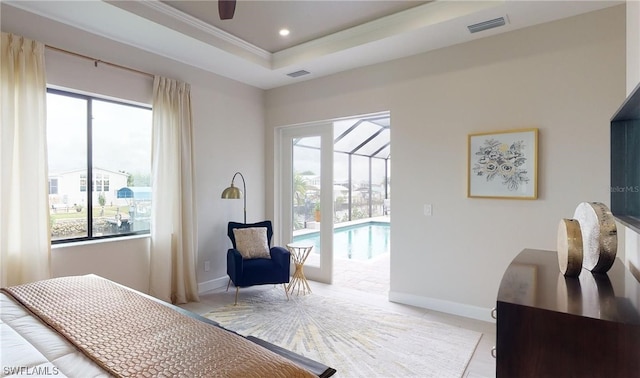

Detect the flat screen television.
xmin=611 ymin=81 xmax=640 ymax=233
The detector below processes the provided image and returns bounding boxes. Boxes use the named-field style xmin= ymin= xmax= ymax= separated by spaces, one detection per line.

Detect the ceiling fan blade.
xmin=219 ymin=0 xmax=236 ymax=20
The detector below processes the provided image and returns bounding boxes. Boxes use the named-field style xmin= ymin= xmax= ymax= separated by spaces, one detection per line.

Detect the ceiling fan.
xmin=219 ymin=0 xmax=236 ymax=20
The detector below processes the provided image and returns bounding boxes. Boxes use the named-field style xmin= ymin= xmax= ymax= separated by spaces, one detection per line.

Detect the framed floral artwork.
xmin=467 ymin=128 xmax=538 ymax=199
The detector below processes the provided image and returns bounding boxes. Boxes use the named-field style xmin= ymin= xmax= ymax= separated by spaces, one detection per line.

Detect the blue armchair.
xmin=226 ymin=221 xmax=291 ymax=304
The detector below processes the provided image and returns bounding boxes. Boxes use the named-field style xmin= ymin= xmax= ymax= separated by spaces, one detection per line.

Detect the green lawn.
xmin=50 ymin=205 xmax=130 ymax=221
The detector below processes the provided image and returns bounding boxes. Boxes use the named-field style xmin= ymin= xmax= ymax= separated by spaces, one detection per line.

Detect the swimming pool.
xmin=293 ymin=222 xmax=390 ymax=260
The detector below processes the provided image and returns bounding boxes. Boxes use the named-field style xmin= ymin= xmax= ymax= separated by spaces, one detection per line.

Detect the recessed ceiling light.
xmin=279 ymin=29 xmax=290 ymax=37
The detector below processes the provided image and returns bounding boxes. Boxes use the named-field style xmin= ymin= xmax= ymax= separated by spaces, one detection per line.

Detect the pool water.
xmin=293 ymin=222 xmax=390 ymax=260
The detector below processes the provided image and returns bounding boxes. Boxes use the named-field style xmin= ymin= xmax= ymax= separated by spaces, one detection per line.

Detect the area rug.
xmin=204 ymin=288 xmax=482 ymax=377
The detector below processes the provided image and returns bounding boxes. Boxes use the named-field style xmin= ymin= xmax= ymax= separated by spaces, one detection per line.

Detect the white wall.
xmin=190 ymin=74 xmax=266 ymax=293
xmin=50 ymin=236 xmax=150 ymax=292
xmin=628 ymin=0 xmax=640 ymax=93
xmin=625 ymin=0 xmax=640 ymax=274
xmin=1 ymin=4 xmax=266 ymax=294
xmin=265 ymin=6 xmax=626 ymax=320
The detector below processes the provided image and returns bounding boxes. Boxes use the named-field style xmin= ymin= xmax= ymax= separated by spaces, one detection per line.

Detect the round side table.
xmin=286 ymin=242 xmax=313 ymax=295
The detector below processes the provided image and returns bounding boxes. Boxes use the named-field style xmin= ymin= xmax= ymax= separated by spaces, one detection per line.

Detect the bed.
xmin=0 ymin=275 xmax=336 ymax=377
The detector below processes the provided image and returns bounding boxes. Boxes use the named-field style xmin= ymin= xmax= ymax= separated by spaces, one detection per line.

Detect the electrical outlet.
xmin=204 ymin=261 xmax=210 ymax=272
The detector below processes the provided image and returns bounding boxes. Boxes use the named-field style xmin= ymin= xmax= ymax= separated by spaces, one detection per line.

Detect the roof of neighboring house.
xmin=48 ymin=167 xmax=130 ymax=177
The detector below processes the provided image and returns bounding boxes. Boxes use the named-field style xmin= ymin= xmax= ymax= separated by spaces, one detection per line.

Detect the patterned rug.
xmin=204 ymin=288 xmax=482 ymax=377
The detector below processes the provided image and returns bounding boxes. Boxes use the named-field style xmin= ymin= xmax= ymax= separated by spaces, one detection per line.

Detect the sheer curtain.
xmin=149 ymin=76 xmax=199 ymax=304
xmin=0 ymin=33 xmax=51 ymax=287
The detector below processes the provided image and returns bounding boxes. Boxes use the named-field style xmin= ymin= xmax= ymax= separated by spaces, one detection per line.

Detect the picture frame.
xmin=467 ymin=128 xmax=538 ymax=199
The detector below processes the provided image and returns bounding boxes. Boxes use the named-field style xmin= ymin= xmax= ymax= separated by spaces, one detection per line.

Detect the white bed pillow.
xmin=233 ymin=227 xmax=271 ymax=259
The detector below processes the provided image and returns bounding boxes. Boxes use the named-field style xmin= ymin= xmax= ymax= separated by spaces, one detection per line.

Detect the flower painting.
xmin=473 ymin=139 xmax=528 ymax=190
xmin=468 ymin=129 xmax=538 ymax=199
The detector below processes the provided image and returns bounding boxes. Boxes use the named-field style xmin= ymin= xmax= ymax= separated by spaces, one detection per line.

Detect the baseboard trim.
xmin=198 ymin=276 xmax=229 ymax=294
xmin=388 ymin=291 xmax=495 ymax=323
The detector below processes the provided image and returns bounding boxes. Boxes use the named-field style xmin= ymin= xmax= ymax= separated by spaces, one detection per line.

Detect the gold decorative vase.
xmin=572 ymin=202 xmax=617 ymax=273
xmin=557 ymin=218 xmax=583 ymax=277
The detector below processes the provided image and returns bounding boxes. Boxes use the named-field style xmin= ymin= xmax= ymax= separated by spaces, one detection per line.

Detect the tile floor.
xmin=183 ymin=252 xmax=496 ymax=378
xmin=330 ymin=253 xmax=494 ymax=378
xmin=332 ymin=253 xmax=390 ymax=295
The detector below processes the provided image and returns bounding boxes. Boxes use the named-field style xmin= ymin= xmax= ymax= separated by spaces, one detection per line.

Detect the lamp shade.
xmin=220 ymin=172 xmax=247 ymax=223
xmin=221 ymin=185 xmax=242 ymax=199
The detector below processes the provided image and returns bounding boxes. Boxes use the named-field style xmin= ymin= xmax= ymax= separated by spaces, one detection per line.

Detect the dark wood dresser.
xmin=496 ymin=249 xmax=640 ymax=377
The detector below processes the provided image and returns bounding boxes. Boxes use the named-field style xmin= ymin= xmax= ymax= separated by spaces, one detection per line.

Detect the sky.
xmin=293 ymin=119 xmax=390 ymax=187
xmin=46 ymin=92 xmax=152 ymax=176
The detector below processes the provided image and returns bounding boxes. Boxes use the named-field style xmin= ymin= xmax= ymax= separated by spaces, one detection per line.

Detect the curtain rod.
xmin=45 ymin=45 xmax=154 ymax=79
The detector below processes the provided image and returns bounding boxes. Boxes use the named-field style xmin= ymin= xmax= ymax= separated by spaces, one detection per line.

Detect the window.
xmin=47 ymin=89 xmax=152 ymax=242
xmin=49 ymin=178 xmax=58 ymax=195
xmin=80 ymin=174 xmax=87 ymax=192
xmin=94 ymin=173 xmax=109 ymax=192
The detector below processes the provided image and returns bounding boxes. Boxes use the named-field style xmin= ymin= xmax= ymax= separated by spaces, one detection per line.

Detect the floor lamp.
xmin=221 ymin=171 xmax=246 ymax=223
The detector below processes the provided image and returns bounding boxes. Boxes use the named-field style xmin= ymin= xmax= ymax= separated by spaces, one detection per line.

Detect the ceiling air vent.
xmin=467 ymin=17 xmax=506 ymax=34
xmin=287 ymin=70 xmax=310 ymax=78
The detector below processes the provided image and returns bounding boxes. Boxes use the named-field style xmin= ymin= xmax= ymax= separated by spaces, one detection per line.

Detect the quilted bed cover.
xmin=1 ymin=275 xmax=315 ymax=378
